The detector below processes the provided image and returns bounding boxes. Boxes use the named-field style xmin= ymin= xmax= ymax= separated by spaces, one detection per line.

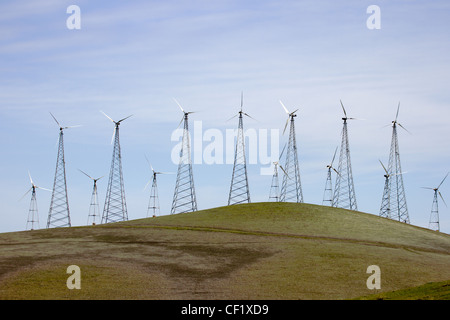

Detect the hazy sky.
xmin=1 ymin=0 xmax=450 ymax=233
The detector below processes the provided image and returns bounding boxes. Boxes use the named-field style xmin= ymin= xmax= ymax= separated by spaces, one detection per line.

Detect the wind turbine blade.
xmin=283 ymin=117 xmax=289 ymax=135
xmin=279 ymin=143 xmax=287 ymax=159
xmin=144 ymin=154 xmax=154 ymax=172
xmin=279 ymin=165 xmax=290 ymax=180
xmin=78 ymin=169 xmax=93 ymax=180
xmin=279 ymin=100 xmax=289 ymax=114
xmin=63 ymin=125 xmax=83 ymax=130
xmin=110 ymin=126 xmax=116 ymax=145
xmin=395 ymin=102 xmax=400 ymax=122
xmin=37 ymin=186 xmax=52 ymax=192
xmin=177 ymin=116 xmax=184 ymax=128
xmin=49 ymin=112 xmax=61 ymax=127
xmin=291 ymin=109 xmax=299 ymax=115
xmin=226 ymin=114 xmax=238 ymax=122
xmin=173 ymin=98 xmax=184 ymax=113
xmin=333 ymin=168 xmax=341 ymax=177
xmin=439 ymin=191 xmax=447 ymax=207
xmin=28 ymin=171 xmax=33 ymax=185
xmin=143 ymin=179 xmax=152 ymax=191
xmin=158 ymin=172 xmax=175 ymax=175
xmin=243 ymin=112 xmax=256 ymax=121
xmin=421 ymin=187 xmax=434 ymax=190
xmin=331 ymin=146 xmax=338 ymax=165
xmin=379 ymin=159 xmax=388 ymax=175
xmin=117 ymin=115 xmax=133 ymax=123
xmin=438 ymin=172 xmax=449 ymax=189
xmin=397 ymin=123 xmax=411 ymax=134
xmin=340 ymin=100 xmax=347 ymax=118
xmin=100 ymin=110 xmax=115 ymax=123
xmin=19 ymin=188 xmax=32 ymax=201
xmin=240 ymin=91 xmax=244 ymax=111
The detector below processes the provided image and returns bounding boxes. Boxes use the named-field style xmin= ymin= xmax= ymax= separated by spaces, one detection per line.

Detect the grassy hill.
xmin=0 ymin=202 xmax=449 ymax=300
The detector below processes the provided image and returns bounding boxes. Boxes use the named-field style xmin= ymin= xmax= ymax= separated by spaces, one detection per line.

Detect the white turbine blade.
xmin=78 ymin=169 xmax=93 ymax=180
xmin=243 ymin=112 xmax=256 ymax=121
xmin=279 ymin=143 xmax=287 ymax=159
xmin=117 ymin=114 xmax=133 ymax=123
xmin=333 ymin=167 xmax=341 ymax=177
xmin=283 ymin=117 xmax=289 ymax=135
xmin=421 ymin=187 xmax=434 ymax=190
xmin=395 ymin=102 xmax=400 ymax=123
xmin=49 ymin=112 xmax=61 ymax=127
xmin=28 ymin=171 xmax=33 ymax=185
xmin=291 ymin=109 xmax=299 ymax=115
xmin=143 ymin=179 xmax=152 ymax=191
xmin=379 ymin=160 xmax=388 ymax=175
xmin=279 ymin=165 xmax=290 ymax=180
xmin=63 ymin=125 xmax=83 ymax=129
xmin=36 ymin=186 xmax=52 ymax=192
xmin=177 ymin=115 xmax=184 ymax=128
xmin=100 ymin=110 xmax=115 ymax=123
xmin=240 ymin=91 xmax=244 ymax=111
xmin=144 ymin=154 xmax=154 ymax=172
xmin=340 ymin=100 xmax=347 ymax=118
xmin=331 ymin=146 xmax=338 ymax=166
xmin=110 ymin=127 xmax=116 ymax=145
xmin=439 ymin=191 xmax=447 ymax=207
xmin=19 ymin=188 xmax=32 ymax=201
xmin=226 ymin=114 xmax=238 ymax=122
xmin=391 ymin=171 xmax=408 ymax=177
xmin=397 ymin=123 xmax=411 ymax=134
xmin=173 ymin=98 xmax=184 ymax=113
xmin=279 ymin=100 xmax=289 ymax=114
xmin=438 ymin=172 xmax=449 ymax=189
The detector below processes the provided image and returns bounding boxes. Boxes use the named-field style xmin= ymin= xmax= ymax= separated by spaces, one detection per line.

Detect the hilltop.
xmin=0 ymin=202 xmax=449 ymax=300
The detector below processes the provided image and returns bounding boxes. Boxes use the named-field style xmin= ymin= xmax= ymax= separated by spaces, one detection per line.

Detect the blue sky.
xmin=1 ymin=0 xmax=450 ymax=233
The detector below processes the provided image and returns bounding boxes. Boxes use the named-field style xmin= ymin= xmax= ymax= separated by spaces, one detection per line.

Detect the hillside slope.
xmin=0 ymin=203 xmax=449 ymax=300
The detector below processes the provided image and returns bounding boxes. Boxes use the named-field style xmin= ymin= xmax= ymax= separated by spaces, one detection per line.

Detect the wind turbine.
xmin=279 ymin=100 xmax=303 ymax=203
xmin=21 ymin=172 xmax=51 ymax=230
xmin=228 ymin=92 xmax=253 ymax=205
xmin=171 ymin=98 xmax=198 ymax=214
xmin=79 ymin=169 xmax=103 ymax=225
xmin=379 ymin=159 xmax=408 ymax=220
xmin=381 ymin=102 xmax=410 ymax=223
xmin=269 ymin=144 xmax=288 ymax=202
xmin=100 ymin=111 xmax=132 ymax=223
xmin=423 ymin=172 xmax=449 ymax=232
xmin=144 ymin=156 xmax=173 ymax=217
xmin=322 ymin=146 xmax=339 ymax=206
xmin=332 ymin=100 xmax=357 ymax=210
xmin=47 ymin=112 xmax=80 ymax=228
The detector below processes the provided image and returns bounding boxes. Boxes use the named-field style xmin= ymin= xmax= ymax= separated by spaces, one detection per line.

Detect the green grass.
xmin=0 ymin=202 xmax=449 ymax=300
xmin=357 ymin=280 xmax=450 ymax=300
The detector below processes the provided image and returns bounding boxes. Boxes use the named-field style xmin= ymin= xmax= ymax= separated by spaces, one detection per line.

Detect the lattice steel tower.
xmin=101 ymin=111 xmax=132 ymax=223
xmin=279 ymin=101 xmax=303 ymax=203
xmin=145 ymin=156 xmax=172 ymax=217
xmin=380 ymin=103 xmax=409 ymax=223
xmin=47 ymin=113 xmax=78 ymax=228
xmin=171 ymin=99 xmax=198 ymax=214
xmin=322 ymin=147 xmax=339 ymax=206
xmin=423 ymin=172 xmax=448 ymax=232
xmin=332 ymin=101 xmax=357 ymax=210
xmin=22 ymin=172 xmax=50 ymax=230
xmin=269 ymin=145 xmax=287 ymax=202
xmin=228 ymin=93 xmax=252 ymax=205
xmin=379 ymin=160 xmax=392 ymax=219
xmin=79 ymin=170 xmax=102 ymax=225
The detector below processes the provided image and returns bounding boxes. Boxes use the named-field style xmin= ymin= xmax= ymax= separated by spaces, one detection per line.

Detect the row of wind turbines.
xmin=21 ymin=96 xmax=448 ymax=233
